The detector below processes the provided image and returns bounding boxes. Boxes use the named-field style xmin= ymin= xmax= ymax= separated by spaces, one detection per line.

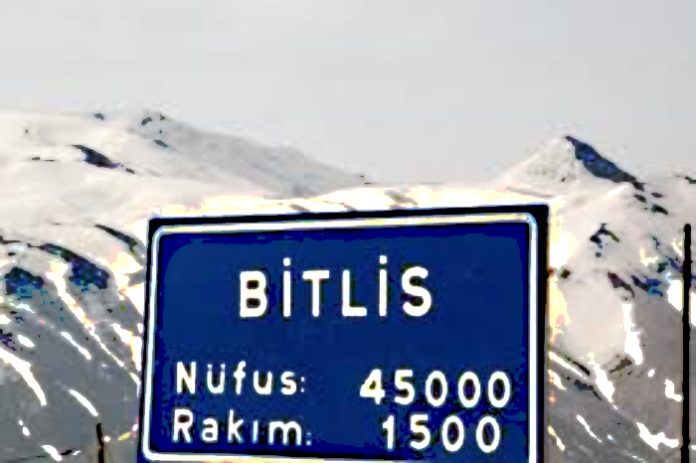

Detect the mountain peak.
xmin=500 ymin=135 xmax=643 ymax=196
xmin=563 ymin=135 xmax=644 ymax=191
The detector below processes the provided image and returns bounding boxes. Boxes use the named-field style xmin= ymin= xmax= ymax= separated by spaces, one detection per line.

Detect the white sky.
xmin=0 ymin=0 xmax=694 ymax=183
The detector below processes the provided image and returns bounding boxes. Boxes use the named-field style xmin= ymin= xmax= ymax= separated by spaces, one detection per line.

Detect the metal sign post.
xmin=683 ymin=223 xmax=692 ymax=462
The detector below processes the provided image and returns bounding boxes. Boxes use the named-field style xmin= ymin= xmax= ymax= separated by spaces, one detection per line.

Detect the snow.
xmin=0 ymin=109 xmax=693 ymax=462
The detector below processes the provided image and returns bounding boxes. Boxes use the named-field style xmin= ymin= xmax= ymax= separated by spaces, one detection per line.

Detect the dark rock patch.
xmin=0 ymin=235 xmax=21 ymax=245
xmin=30 ymin=156 xmax=56 ymax=163
xmin=565 ymin=136 xmax=644 ymax=191
xmin=38 ymin=243 xmax=110 ymax=290
xmin=589 ymin=224 xmax=620 ymax=250
xmin=607 ymin=356 xmax=633 ymax=375
xmin=95 ymin=224 xmax=141 ymax=254
xmin=571 ymin=378 xmax=603 ymax=401
xmin=72 ymin=144 xmax=120 ymax=169
xmin=0 ymin=329 xmax=16 ymax=350
xmin=650 ymin=204 xmax=668 ymax=215
xmin=4 ymin=267 xmax=45 ymax=299
xmin=555 ymin=350 xmax=591 ymax=376
xmin=72 ymin=144 xmax=135 ymax=174
xmin=630 ymin=275 xmax=663 ymax=296
xmin=607 ymin=272 xmax=635 ymax=298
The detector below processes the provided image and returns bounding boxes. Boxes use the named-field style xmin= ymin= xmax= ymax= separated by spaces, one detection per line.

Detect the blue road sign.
xmin=138 ymin=206 xmax=548 ymax=462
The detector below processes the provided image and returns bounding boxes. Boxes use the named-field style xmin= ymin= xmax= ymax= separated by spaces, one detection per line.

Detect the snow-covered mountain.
xmin=0 ymin=110 xmax=693 ymax=462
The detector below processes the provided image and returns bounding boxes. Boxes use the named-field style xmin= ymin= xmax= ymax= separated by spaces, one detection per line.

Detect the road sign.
xmin=138 ymin=206 xmax=548 ymax=462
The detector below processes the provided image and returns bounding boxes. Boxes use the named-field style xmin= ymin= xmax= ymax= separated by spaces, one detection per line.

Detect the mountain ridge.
xmin=0 ymin=110 xmax=693 ymax=462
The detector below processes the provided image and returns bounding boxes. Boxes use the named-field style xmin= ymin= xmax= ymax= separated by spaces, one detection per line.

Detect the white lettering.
xmin=176 ymin=362 xmax=196 ymax=395
xmin=172 ymin=408 xmax=193 ymax=443
xmin=240 ymin=271 xmax=268 ymax=318
xmin=302 ymin=269 xmax=330 ymax=317
xmin=401 ymin=266 xmax=432 ymax=317
xmin=342 ymin=270 xmax=367 ymax=317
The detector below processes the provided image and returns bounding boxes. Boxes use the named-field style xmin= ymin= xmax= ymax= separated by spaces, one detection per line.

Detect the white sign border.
xmin=141 ymin=212 xmax=540 ymax=463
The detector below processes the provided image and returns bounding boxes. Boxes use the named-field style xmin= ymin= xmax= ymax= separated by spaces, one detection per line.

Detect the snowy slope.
xmin=0 ymin=110 xmax=367 ymax=462
xmin=499 ymin=135 xmax=696 ymax=462
xmin=0 ymin=112 xmax=694 ymax=462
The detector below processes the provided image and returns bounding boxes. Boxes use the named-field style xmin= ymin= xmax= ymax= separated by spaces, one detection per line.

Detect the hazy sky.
xmin=0 ymin=0 xmax=694 ymax=183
